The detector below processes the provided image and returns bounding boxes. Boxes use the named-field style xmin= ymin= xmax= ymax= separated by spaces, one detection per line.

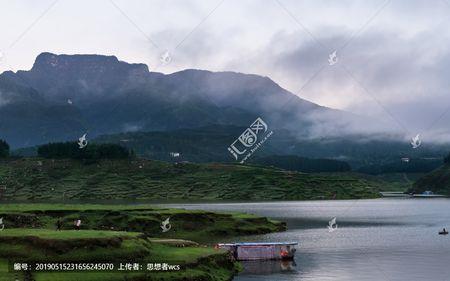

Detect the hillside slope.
xmin=88 ymin=127 xmax=449 ymax=169
xmin=0 ymin=158 xmax=380 ymax=201
xmin=412 ymin=164 xmax=450 ymax=195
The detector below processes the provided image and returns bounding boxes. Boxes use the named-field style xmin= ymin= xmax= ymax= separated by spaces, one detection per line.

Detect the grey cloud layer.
xmin=1 ymin=0 xmax=450 ymax=140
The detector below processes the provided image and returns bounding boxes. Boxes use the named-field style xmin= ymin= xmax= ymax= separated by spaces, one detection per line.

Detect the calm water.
xmin=165 ymin=199 xmax=450 ymax=281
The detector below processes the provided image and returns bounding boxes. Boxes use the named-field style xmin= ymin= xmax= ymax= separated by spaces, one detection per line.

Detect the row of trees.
xmin=5 ymin=136 xmax=450 ymax=170
xmin=37 ymin=142 xmax=133 ymax=160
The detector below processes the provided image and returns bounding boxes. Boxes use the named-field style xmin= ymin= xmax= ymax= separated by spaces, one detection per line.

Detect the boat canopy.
xmin=217 ymin=242 xmax=298 ymax=247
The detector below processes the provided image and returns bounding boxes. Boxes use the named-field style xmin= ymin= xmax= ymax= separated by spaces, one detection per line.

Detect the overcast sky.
xmin=1 ymin=0 xmax=450 ymax=138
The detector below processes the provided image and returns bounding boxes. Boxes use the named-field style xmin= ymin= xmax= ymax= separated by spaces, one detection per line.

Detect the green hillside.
xmin=411 ymin=164 xmax=450 ymax=195
xmin=0 ymin=158 xmax=380 ymax=201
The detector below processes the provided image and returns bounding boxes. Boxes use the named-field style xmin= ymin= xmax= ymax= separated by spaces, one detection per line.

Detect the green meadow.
xmin=0 ymin=230 xmax=236 ymax=281
xmin=0 ymin=204 xmax=282 ymax=281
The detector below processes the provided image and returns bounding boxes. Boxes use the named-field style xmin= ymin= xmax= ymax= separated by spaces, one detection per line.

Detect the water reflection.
xmin=240 ymin=260 xmax=297 ymax=275
xmin=166 ymin=199 xmax=450 ymax=281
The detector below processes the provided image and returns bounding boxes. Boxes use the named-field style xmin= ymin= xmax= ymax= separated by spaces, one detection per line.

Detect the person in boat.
xmin=439 ymin=228 xmax=448 ymax=234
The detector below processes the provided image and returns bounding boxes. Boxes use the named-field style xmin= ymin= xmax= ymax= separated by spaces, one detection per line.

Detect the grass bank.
xmin=0 ymin=230 xmax=237 ymax=281
xmin=0 ymin=204 xmax=285 ymax=280
xmin=0 ymin=204 xmax=285 ymax=243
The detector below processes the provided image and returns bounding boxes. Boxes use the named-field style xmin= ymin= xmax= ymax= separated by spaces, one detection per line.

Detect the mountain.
xmin=0 ymin=52 xmax=381 ymax=148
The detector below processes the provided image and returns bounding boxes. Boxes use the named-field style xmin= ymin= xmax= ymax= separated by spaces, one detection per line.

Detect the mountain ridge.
xmin=0 ymin=52 xmax=392 ymax=148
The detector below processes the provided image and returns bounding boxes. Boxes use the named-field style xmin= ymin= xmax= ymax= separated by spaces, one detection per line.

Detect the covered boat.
xmin=216 ymin=242 xmax=298 ymax=260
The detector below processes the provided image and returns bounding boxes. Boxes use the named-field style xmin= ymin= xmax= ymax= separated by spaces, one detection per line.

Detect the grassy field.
xmin=0 ymin=229 xmax=141 ymax=239
xmin=0 ymin=158 xmax=381 ymax=201
xmin=0 ymin=229 xmax=236 ymax=281
xmin=0 ymin=203 xmax=280 ymax=281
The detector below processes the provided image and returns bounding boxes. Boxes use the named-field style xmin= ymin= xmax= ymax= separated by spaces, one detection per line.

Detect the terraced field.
xmin=0 ymin=158 xmax=380 ymax=201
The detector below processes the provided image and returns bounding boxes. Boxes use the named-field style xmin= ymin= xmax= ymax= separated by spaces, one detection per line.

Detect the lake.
xmin=165 ymin=199 xmax=450 ymax=281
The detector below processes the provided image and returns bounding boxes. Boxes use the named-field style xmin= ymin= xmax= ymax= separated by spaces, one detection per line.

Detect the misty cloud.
xmin=2 ymin=0 xmax=450 ymax=141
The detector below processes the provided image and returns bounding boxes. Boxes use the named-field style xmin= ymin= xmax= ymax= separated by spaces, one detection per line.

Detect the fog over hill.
xmin=0 ymin=52 xmax=403 ymax=149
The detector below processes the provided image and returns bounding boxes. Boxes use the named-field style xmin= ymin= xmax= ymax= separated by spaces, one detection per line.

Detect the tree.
xmin=0 ymin=139 xmax=9 ymax=158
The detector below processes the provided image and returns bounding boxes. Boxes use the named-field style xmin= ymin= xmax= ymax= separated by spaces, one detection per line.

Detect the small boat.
xmin=216 ymin=242 xmax=298 ymax=261
xmin=439 ymin=230 xmax=449 ymax=235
